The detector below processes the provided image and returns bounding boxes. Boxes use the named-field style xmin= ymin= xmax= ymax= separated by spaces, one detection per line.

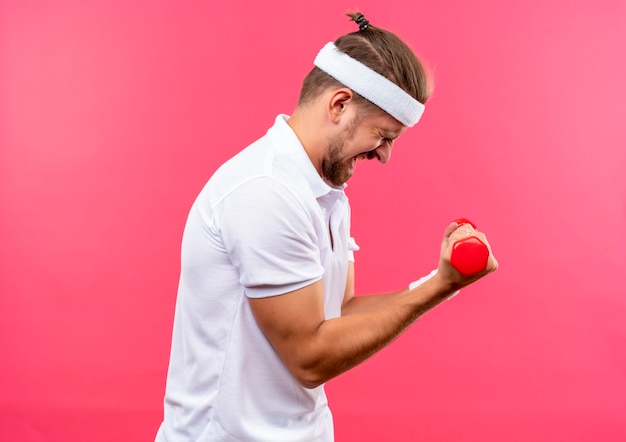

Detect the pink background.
xmin=1 ymin=1 xmax=625 ymax=441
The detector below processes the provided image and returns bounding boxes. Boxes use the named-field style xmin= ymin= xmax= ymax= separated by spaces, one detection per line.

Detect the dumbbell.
xmin=450 ymin=218 xmax=489 ymax=277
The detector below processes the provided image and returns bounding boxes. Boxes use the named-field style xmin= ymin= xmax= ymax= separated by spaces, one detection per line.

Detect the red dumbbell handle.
xmin=450 ymin=218 xmax=489 ymax=277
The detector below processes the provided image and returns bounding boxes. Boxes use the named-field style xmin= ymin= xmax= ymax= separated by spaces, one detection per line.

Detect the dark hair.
xmin=297 ymin=12 xmax=432 ymax=112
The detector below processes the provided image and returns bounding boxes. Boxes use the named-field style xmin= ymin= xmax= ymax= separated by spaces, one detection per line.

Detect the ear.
xmin=327 ymin=88 xmax=354 ymax=124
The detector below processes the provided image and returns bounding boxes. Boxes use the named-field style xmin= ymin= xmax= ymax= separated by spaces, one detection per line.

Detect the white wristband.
xmin=409 ymin=269 xmax=460 ymax=301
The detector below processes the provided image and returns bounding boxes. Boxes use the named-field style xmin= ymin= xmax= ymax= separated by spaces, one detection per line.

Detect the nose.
xmin=374 ymin=143 xmax=392 ymax=163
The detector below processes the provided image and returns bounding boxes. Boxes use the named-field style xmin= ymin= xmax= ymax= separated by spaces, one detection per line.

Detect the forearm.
xmin=341 ymin=292 xmax=403 ymax=316
xmin=341 ymin=270 xmax=446 ymax=316
xmin=298 ymin=274 xmax=454 ymax=387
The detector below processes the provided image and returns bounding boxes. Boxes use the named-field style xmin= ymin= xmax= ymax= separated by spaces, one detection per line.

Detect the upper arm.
xmin=248 ymin=280 xmax=326 ymax=386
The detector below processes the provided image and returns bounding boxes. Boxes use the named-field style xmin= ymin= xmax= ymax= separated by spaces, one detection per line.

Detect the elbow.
xmin=291 ymin=365 xmax=329 ymax=390
xmin=296 ymin=375 xmax=325 ymax=390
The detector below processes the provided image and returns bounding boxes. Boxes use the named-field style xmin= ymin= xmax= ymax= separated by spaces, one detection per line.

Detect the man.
xmin=156 ymin=12 xmax=497 ymax=442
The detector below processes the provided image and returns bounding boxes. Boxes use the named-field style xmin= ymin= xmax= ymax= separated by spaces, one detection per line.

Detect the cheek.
xmin=361 ymin=137 xmax=383 ymax=155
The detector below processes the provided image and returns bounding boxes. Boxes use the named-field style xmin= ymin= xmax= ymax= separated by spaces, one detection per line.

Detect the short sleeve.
xmin=218 ymin=176 xmax=324 ymax=298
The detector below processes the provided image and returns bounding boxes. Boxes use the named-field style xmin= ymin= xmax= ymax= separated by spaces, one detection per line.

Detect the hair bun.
xmin=355 ymin=13 xmax=370 ymax=31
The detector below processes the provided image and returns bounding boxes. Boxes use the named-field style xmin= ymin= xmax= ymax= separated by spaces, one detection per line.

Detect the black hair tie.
xmin=355 ymin=13 xmax=369 ymax=31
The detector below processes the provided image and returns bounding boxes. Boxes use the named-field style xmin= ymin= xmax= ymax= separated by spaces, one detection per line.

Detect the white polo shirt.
xmin=156 ymin=115 xmax=358 ymax=442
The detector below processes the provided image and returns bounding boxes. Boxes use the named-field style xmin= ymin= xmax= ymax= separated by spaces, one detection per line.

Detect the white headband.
xmin=313 ymin=42 xmax=425 ymax=127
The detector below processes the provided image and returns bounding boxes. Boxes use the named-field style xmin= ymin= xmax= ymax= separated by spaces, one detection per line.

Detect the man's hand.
xmin=436 ymin=221 xmax=498 ymax=289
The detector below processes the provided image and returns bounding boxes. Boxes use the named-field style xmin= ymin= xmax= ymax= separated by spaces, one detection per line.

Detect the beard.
xmin=321 ymin=135 xmax=353 ymax=187
xmin=321 ymin=117 xmax=361 ymax=186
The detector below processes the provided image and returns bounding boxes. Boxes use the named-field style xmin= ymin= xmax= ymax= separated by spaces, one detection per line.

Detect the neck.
xmin=287 ymin=106 xmax=327 ymax=177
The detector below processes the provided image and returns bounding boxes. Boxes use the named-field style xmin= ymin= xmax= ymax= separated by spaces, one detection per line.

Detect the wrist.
xmin=409 ymin=270 xmax=460 ymax=301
